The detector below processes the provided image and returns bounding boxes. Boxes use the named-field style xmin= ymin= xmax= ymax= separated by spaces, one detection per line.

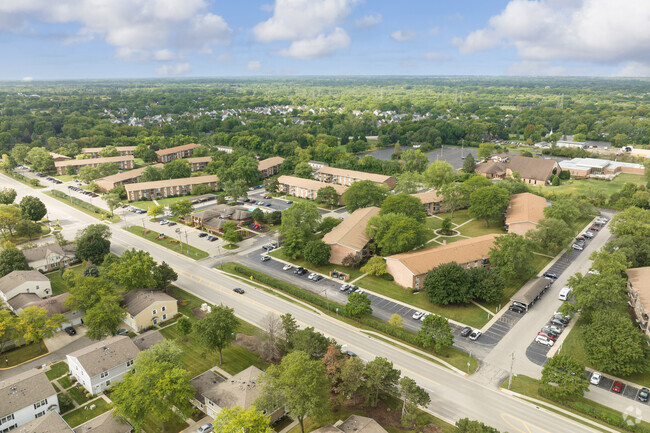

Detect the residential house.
xmin=72 ymin=410 xmax=132 ymax=433
xmin=316 ymin=167 xmax=397 ymax=190
xmin=49 ymin=152 xmax=70 ymax=163
xmin=17 ymin=411 xmax=74 ymax=433
xmin=155 ymin=143 xmax=200 ymax=163
xmin=627 ymin=267 xmax=650 ymax=337
xmin=191 ymin=366 xmax=284 ymax=422
xmin=0 ymin=270 xmax=52 ymax=304
xmin=258 ymin=157 xmax=285 ymax=178
xmin=95 ymin=164 xmax=164 ymax=192
xmin=121 ymin=290 xmax=178 ymax=332
xmin=277 ymin=175 xmax=347 ymax=204
xmin=558 ymin=157 xmax=645 ymax=179
xmin=131 ymin=330 xmax=164 ymax=351
xmin=81 ymin=146 xmax=137 ymax=157
xmin=411 ymin=190 xmax=444 ymax=216
xmin=504 ymin=193 xmax=547 ymax=236
xmin=54 ymin=156 xmax=135 ymax=175
xmin=66 ymin=336 xmax=140 ymax=394
xmin=308 ymin=160 xmax=329 ymax=171
xmin=385 ymin=234 xmax=501 ymax=289
xmin=7 ymin=293 xmax=83 ymax=328
xmin=124 ymin=175 xmax=218 ymax=201
xmin=187 ymin=156 xmax=212 ymax=172
xmin=312 ymin=415 xmax=387 ymax=433
xmin=0 ymin=369 xmax=59 ymax=431
xmin=215 ymin=145 xmax=233 ymax=154
xmin=21 ymin=244 xmax=77 ymax=272
xmin=322 ymin=207 xmax=380 ymax=265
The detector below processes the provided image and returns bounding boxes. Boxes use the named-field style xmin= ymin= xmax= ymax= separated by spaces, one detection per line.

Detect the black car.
xmin=509 ymin=304 xmax=525 ymax=314
xmin=297 ymin=268 xmax=308 ymax=276
xmin=313 ymin=275 xmax=323 ymax=282
xmin=639 ymin=387 xmax=649 ymax=402
xmin=460 ymin=326 xmax=472 ymax=337
xmin=233 ymin=288 xmax=245 ymax=294
xmin=543 ymin=272 xmax=558 ymax=279
xmin=293 ymin=267 xmax=304 ymax=274
xmin=64 ymin=326 xmax=76 ymax=336
xmin=198 ymin=233 xmax=208 ymax=238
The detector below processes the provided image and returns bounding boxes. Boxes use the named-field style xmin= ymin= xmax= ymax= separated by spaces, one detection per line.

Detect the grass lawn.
xmin=58 ymin=376 xmax=71 ymax=389
xmin=425 ymin=217 xmax=444 ymax=231
xmin=166 ymin=285 xmax=207 ymax=319
xmin=124 ymin=225 xmax=209 ymax=260
xmin=425 ymin=235 xmax=466 ymax=246
xmin=46 ymin=362 xmax=69 ymax=380
xmin=159 ymin=321 xmax=268 ymax=378
xmin=142 ymin=411 xmax=188 ymax=433
xmin=54 ymin=174 xmax=76 ymax=182
xmin=357 ymin=275 xmax=490 ymax=328
xmin=542 ymin=173 xmax=647 ymax=196
xmin=130 ymin=195 xmax=196 ymax=211
xmin=3 ymin=341 xmax=47 ymax=367
xmin=47 ymin=264 xmax=85 ymax=295
xmin=427 ymin=209 xmax=506 ymax=239
xmin=269 ymin=248 xmax=364 ymax=280
xmin=63 ymin=398 xmax=112 ymax=428
xmin=223 ymin=243 xmax=239 ymax=250
xmin=274 ymin=193 xmax=341 ymax=211
xmin=68 ymin=386 xmax=91 ymax=405
xmin=44 ymin=191 xmax=121 ymax=223
xmin=0 ymin=223 xmax=51 ymax=245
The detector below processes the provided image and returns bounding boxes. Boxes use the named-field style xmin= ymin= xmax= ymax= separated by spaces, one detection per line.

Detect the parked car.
xmin=611 ymin=381 xmax=623 ymax=393
xmin=571 ymin=243 xmax=584 ymax=251
xmin=512 ymin=301 xmax=528 ymax=311
xmin=197 ymin=423 xmax=214 ymax=433
xmin=167 ymin=222 xmax=177 ymax=226
xmin=509 ymin=304 xmax=525 ymax=314
xmin=233 ymin=288 xmax=245 ymax=294
xmin=420 ymin=312 xmax=431 ymax=321
xmin=209 ymin=236 xmax=217 ymax=242
xmin=412 ymin=311 xmax=424 ymax=320
xmin=583 ymin=231 xmax=594 ymax=238
xmin=541 ymin=326 xmax=559 ymax=338
xmin=286 ymin=201 xmax=293 ymax=204
xmin=313 ymin=275 xmax=323 ymax=282
xmin=469 ymin=330 xmax=482 ymax=341
xmin=461 ymin=327 xmax=472 ymax=337
xmin=297 ymin=268 xmax=308 ymax=276
xmin=639 ymin=388 xmax=649 ymax=402
xmin=537 ymin=331 xmax=556 ymax=341
xmin=64 ymin=326 xmax=76 ymax=336
xmin=261 ymin=256 xmax=271 ymax=262
xmin=282 ymin=264 xmax=292 ymax=271
xmin=545 ymin=325 xmax=563 ymax=335
xmin=198 ymin=232 xmax=208 ymax=238
xmin=550 ymin=318 xmax=566 ymax=328
xmin=294 ymin=267 xmax=305 ymax=274
xmin=589 ymin=226 xmax=600 ymax=231
xmin=308 ymin=273 xmax=317 ymax=280
xmin=535 ymin=335 xmax=554 ymax=346
xmin=543 ymin=272 xmax=558 ymax=279
xmin=590 ymin=372 xmax=602 ymax=385
xmin=116 ymin=328 xmax=129 ymax=335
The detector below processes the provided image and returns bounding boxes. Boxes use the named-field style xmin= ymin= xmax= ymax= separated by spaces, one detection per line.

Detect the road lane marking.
xmin=501 ymin=413 xmax=550 ymax=433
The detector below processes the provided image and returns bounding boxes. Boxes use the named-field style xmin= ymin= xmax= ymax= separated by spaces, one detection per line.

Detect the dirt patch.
xmin=234 ymin=333 xmax=282 ymax=363
xmin=340 ymin=397 xmax=442 ymax=433
xmin=190 ymin=306 xmax=207 ymax=319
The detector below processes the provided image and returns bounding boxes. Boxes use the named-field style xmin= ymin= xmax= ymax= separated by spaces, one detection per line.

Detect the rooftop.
xmin=11 ymin=293 xmax=72 ymax=315
xmin=18 ymin=411 xmax=73 ymax=433
xmin=121 ymin=289 xmax=176 ymax=317
xmin=131 ymin=330 xmax=165 ymax=351
xmin=0 ymin=270 xmax=49 ymax=295
xmin=72 ymin=410 xmax=132 ymax=433
xmin=95 ymin=164 xmax=164 ymax=185
xmin=411 ymin=190 xmax=442 ymax=204
xmin=258 ymin=156 xmax=285 ymax=171
xmin=316 ymin=166 xmax=395 ymax=184
xmin=559 ymin=157 xmax=645 ymax=171
xmin=21 ymin=243 xmax=76 ymax=263
xmin=187 ymin=156 xmax=212 ymax=163
xmin=155 ymin=143 xmax=200 ymax=156
xmin=82 ymin=146 xmax=137 ymax=153
xmin=190 ymin=370 xmax=226 ymax=401
xmin=505 ymin=193 xmax=547 ymax=226
xmin=507 ymin=156 xmax=557 ymax=181
xmin=203 ymin=366 xmax=263 ymax=409
xmin=628 ymin=267 xmax=650 ymax=310
xmin=54 ymin=155 xmax=134 ymax=168
xmin=322 ymin=206 xmax=380 ymax=251
xmin=0 ymin=369 xmax=56 ymax=418
xmin=277 ymin=175 xmax=348 ymax=195
xmin=124 ymin=175 xmax=218 ymax=192
xmin=67 ymin=336 xmax=140 ymax=378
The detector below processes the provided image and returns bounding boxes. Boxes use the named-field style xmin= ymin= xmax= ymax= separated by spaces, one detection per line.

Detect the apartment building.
xmin=315 ymin=166 xmax=397 ymax=190
xmin=187 ymin=156 xmax=212 ymax=172
xmin=124 ymin=175 xmax=218 ymax=201
xmin=81 ymin=146 xmax=137 ymax=157
xmin=95 ymin=163 xmax=164 ymax=192
xmin=627 ymin=267 xmax=650 ymax=337
xmin=155 ymin=143 xmax=200 ymax=163
xmin=322 ymin=207 xmax=380 ymax=265
xmin=411 ymin=190 xmax=444 ymax=216
xmin=0 ymin=369 xmax=59 ymax=431
xmin=258 ymin=157 xmax=285 ymax=178
xmin=54 ymin=155 xmax=134 ymax=175
xmin=277 ymin=175 xmax=347 ymax=204
xmin=504 ymin=192 xmax=547 ymax=236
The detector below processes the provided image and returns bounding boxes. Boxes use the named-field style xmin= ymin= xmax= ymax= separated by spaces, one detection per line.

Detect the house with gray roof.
xmin=312 ymin=415 xmax=387 ymax=433
xmin=72 ymin=410 xmax=132 ymax=433
xmin=131 ymin=330 xmax=164 ymax=351
xmin=0 ymin=270 xmax=51 ymax=304
xmin=0 ymin=369 xmax=59 ymax=431
xmin=14 ymin=411 xmax=73 ymax=433
xmin=21 ymin=244 xmax=76 ymax=272
xmin=7 ymin=293 xmax=84 ymax=328
xmin=66 ymin=336 xmax=140 ymax=394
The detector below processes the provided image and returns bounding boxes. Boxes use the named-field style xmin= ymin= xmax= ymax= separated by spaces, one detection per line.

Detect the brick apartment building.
xmin=277 ymin=175 xmax=347 ymax=204
xmin=411 ymin=190 xmax=445 ymax=216
xmin=315 ymin=166 xmax=397 ymax=190
xmin=124 ymin=175 xmax=218 ymax=201
xmin=95 ymin=163 xmax=164 ymax=192
xmin=54 ymin=155 xmax=134 ymax=175
xmin=258 ymin=157 xmax=285 ymax=178
xmin=81 ymin=146 xmax=137 ymax=157
xmin=155 ymin=143 xmax=200 ymax=163
xmin=187 ymin=156 xmax=212 ymax=172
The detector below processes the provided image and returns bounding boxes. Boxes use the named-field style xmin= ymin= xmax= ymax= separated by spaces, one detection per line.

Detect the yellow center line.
xmin=501 ymin=413 xmax=551 ymax=433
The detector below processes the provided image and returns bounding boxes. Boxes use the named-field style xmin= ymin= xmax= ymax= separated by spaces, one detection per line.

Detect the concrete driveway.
xmin=44 ymin=325 xmax=88 ymax=352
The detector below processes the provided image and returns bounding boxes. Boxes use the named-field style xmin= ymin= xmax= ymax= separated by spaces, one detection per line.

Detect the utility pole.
xmin=508 ymin=352 xmax=515 ymax=389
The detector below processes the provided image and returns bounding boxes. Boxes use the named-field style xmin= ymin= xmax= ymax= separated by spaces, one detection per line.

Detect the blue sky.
xmin=0 ymin=0 xmax=648 ymax=80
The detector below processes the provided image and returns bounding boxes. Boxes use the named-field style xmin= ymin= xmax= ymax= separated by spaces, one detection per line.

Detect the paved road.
xmin=0 ymin=171 xmax=605 ymax=433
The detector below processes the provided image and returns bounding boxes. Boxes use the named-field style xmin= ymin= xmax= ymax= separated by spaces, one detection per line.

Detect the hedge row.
xmin=50 ymin=190 xmax=111 ymax=217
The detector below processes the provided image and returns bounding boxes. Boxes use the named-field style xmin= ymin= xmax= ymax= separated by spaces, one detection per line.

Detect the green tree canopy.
xmin=290 ymin=327 xmax=331 ymax=360
xmin=0 ymin=188 xmax=16 ymax=205
xmin=0 ymin=247 xmax=30 ymax=277
xmin=423 ymin=262 xmax=472 ymax=305
xmin=194 ymin=304 xmax=239 ymax=365
xmin=364 ymin=357 xmax=401 ymax=407
xmin=212 ymin=406 xmax=273 ymax=433
xmin=417 ymin=314 xmax=454 ymax=353
xmin=163 ymin=158 xmax=191 ymax=179
xmin=345 ymin=292 xmax=372 ymax=318
xmin=293 ymin=162 xmax=313 ymax=179
xmin=107 ymin=249 xmax=156 ymax=290
xmin=488 ymin=233 xmax=534 ymax=279
xmin=469 ymin=186 xmax=510 ymax=226
xmin=527 ymin=218 xmax=574 ymax=254
xmin=540 ymin=354 xmax=589 ymax=399
xmin=342 ymin=180 xmax=388 ymax=213
xmin=15 ymin=306 xmax=65 ymax=344
xmin=19 ymin=196 xmax=47 ymax=221
xmin=303 ymin=240 xmax=331 ymax=266
xmin=316 ymin=186 xmax=340 ymax=207
xmin=380 ymin=193 xmax=426 ymax=222
xmin=169 ymin=198 xmax=193 ymax=219
xmin=75 ymin=224 xmax=111 ymax=264
xmin=424 ymin=160 xmax=456 ymax=189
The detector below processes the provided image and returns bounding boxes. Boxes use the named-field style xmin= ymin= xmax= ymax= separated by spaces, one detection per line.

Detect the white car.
xmin=571 ymin=243 xmax=584 ymax=251
xmin=282 ymin=264 xmax=292 ymax=271
xmin=412 ymin=311 xmax=424 ymax=320
xmin=197 ymin=423 xmax=213 ymax=433
xmin=340 ymin=284 xmax=351 ymax=292
xmin=590 ymin=372 xmax=602 ymax=385
xmin=356 ymin=289 xmax=365 ymax=295
xmin=535 ymin=335 xmax=554 ymax=346
xmin=307 ymin=273 xmax=317 ymax=280
xmin=420 ymin=312 xmax=431 ymax=321
xmin=469 ymin=330 xmax=482 ymax=341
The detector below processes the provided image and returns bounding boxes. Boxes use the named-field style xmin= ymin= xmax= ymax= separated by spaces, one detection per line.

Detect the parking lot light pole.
xmin=508 ymin=352 xmax=515 ymax=389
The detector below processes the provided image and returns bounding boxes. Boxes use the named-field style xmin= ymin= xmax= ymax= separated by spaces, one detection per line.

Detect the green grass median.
xmin=124 ymin=225 xmax=209 ymax=260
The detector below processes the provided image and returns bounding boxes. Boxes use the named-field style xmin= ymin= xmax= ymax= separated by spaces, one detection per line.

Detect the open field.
xmin=540 ymin=173 xmax=646 ymax=196
xmin=124 ymin=225 xmax=209 ymax=260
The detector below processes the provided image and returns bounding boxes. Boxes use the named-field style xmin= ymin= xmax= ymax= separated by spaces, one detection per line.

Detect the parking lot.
xmin=586 ymin=371 xmax=649 ymax=403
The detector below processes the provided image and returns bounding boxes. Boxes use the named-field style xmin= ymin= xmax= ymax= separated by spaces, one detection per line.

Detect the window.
xmin=0 ymin=414 xmax=14 ymax=425
xmin=105 ymin=380 xmax=110 ymax=387
xmin=126 ymin=360 xmax=134 ymax=367
xmin=152 ymin=309 xmax=157 ymax=315
xmin=100 ymin=371 xmax=109 ymax=379
xmin=0 ymin=423 xmax=17 ymax=433
xmin=161 ymin=306 xmax=166 ymax=312
xmin=33 ymin=399 xmax=48 ymax=409
xmin=35 ymin=411 xmax=45 ymax=418
xmin=162 ymin=314 xmax=167 ymax=320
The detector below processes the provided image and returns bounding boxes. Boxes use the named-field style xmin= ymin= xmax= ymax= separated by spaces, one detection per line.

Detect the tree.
xmin=102 ymin=193 xmax=121 ymax=216
xmin=343 ymin=180 xmax=388 ymax=213
xmin=153 ymin=261 xmax=178 ymax=292
xmin=0 ymin=247 xmax=29 ymax=277
xmin=439 ymin=183 xmax=467 ymax=219
xmin=222 ymin=179 xmax=249 ymax=201
xmin=27 ymin=148 xmax=54 ymax=172
xmin=424 ymin=160 xmax=456 ymax=189
xmin=84 ymin=293 xmax=126 ymax=340
xmin=169 ymin=198 xmax=193 ymax=219
xmin=0 ymin=310 xmax=16 ymax=355
xmin=212 ymin=406 xmax=274 ymax=433
xmin=388 ymin=313 xmax=404 ymax=328
xmin=294 ymin=162 xmax=313 ymax=179
xmin=19 ymin=196 xmax=46 ymax=221
xmin=78 ymin=166 xmax=101 ymax=183
xmin=139 ymin=165 xmax=164 ymax=182
xmin=543 ymin=198 xmax=580 ymax=225
xmin=0 ymin=188 xmax=16 ymax=205
xmin=163 ymin=159 xmax=191 ymax=179
xmin=477 ymin=143 xmax=496 ymax=160
xmin=396 ymin=171 xmax=424 ymax=194
xmin=540 ymin=354 xmax=589 ymax=399
xmin=590 ymin=249 xmax=630 ymax=276
xmin=345 ymin=292 xmax=372 ymax=318
xmin=366 ymin=213 xmax=431 ymax=255
xmin=16 ymin=219 xmax=41 ymax=240
xmin=400 ymin=149 xmax=429 ymax=172
xmin=194 ymin=304 xmax=238 ymax=365
xmin=455 ymin=418 xmax=501 ymax=433
xmin=417 ymin=314 xmax=454 ymax=353
xmin=0 ymin=205 xmax=22 ymax=237
xmin=251 ymin=208 xmax=265 ymax=223
xmin=192 ymin=183 xmax=213 ymax=195
xmin=15 ymin=306 xmax=65 ymax=344
xmin=360 ymin=256 xmax=387 ymax=276
xmin=469 ymin=186 xmax=510 ymax=226
xmin=316 ymin=186 xmax=340 ymax=207
xmin=610 ymin=206 xmax=650 ymax=237
xmin=177 ymin=316 xmax=192 ymax=336
xmin=64 ymin=274 xmax=114 ymax=312
xmin=380 ymin=193 xmax=426 ymax=222
xmin=290 ymin=327 xmax=331 ymax=360
xmin=440 ymin=217 xmax=453 ymax=235
xmin=568 ymin=272 xmax=627 ymax=317
xmin=399 ymin=376 xmax=431 ymax=422
xmin=317 ymin=217 xmax=341 ymax=234
xmin=280 ymin=313 xmax=298 ymax=352
xmin=340 ymin=356 xmax=365 ymax=403
xmin=423 ymin=262 xmax=472 ymax=305
xmin=462 ymin=153 xmax=476 ymax=173
xmin=222 ymin=222 xmax=243 ymax=245
xmin=303 ymin=240 xmax=331 ymax=266
xmin=256 ymin=351 xmax=331 ymax=433
xmin=527 ymin=218 xmax=574 ymax=254
xmin=147 ymin=204 xmax=165 ymax=218
xmin=467 ymin=267 xmax=504 ymax=303
xmin=75 ymin=224 xmax=111 ymax=264
xmin=364 ymin=357 xmax=401 ymax=407
xmin=488 ymin=233 xmax=535 ymax=279
xmin=108 ymin=249 xmax=156 ymax=290
xmin=322 ymin=343 xmax=343 ymax=393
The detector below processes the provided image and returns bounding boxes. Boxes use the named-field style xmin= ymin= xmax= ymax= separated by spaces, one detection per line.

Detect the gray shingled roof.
xmin=67 ymin=336 xmax=140 ymax=378
xmin=18 ymin=411 xmax=74 ymax=433
xmin=131 ymin=330 xmax=164 ymax=351
xmin=0 ymin=270 xmax=49 ymax=295
xmin=72 ymin=410 xmax=132 ymax=433
xmin=202 ymin=366 xmax=263 ymax=409
xmin=190 ymin=370 xmax=226 ymax=401
xmin=121 ymin=290 xmax=176 ymax=317
xmin=0 ymin=369 xmax=57 ymax=418
xmin=6 ymin=293 xmax=42 ymax=312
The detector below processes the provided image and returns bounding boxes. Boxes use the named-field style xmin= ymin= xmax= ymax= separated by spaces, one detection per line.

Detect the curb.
xmin=0 ymin=351 xmax=50 ymax=371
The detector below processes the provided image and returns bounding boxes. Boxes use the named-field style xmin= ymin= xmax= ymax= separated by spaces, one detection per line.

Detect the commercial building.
xmin=558 ymin=157 xmax=645 ymax=179
xmin=385 ymin=234 xmax=500 ymax=289
xmin=155 ymin=143 xmax=200 ymax=163
xmin=121 ymin=290 xmax=178 ymax=332
xmin=187 ymin=156 xmax=212 ymax=172
xmin=316 ymin=166 xmax=397 ymax=190
xmin=81 ymin=146 xmax=137 ymax=157
xmin=67 ymin=336 xmax=140 ymax=394
xmin=631 ymin=149 xmax=650 ymax=159
xmin=95 ymin=163 xmax=164 ymax=192
xmin=627 ymin=267 xmax=650 ymax=336
xmin=475 ymin=155 xmax=559 ymax=185
xmin=124 ymin=175 xmax=218 ymax=201
xmin=54 ymin=155 xmax=135 ymax=175
xmin=277 ymin=175 xmax=347 ymax=204
xmin=504 ymin=192 xmax=547 ymax=236
xmin=0 ymin=369 xmax=59 ymax=431
xmin=322 ymin=207 xmax=380 ymax=265
xmin=411 ymin=190 xmax=444 ymax=216
xmin=258 ymin=156 xmax=284 ymax=178
xmin=22 ymin=244 xmax=77 ymax=272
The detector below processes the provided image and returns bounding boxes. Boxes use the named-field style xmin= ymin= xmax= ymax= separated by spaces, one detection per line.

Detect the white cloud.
xmin=613 ymin=62 xmax=650 ymax=77
xmin=155 ymin=62 xmax=190 ymax=76
xmin=424 ymin=51 xmax=451 ymax=61
xmin=390 ymin=29 xmax=415 ymax=42
xmin=280 ymin=27 xmax=350 ymax=59
xmin=21 ymin=76 xmax=34 ymax=82
xmin=216 ymin=53 xmax=234 ymax=63
xmin=247 ymin=60 xmax=262 ymax=72
xmin=0 ymin=0 xmax=232 ymax=63
xmin=454 ymin=0 xmax=650 ymax=69
xmin=355 ymin=13 xmax=382 ymax=28
xmin=428 ymin=26 xmax=440 ymax=36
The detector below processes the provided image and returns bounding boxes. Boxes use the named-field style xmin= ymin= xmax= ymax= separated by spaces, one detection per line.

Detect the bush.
xmin=381 ymin=273 xmax=394 ymax=281
xmin=58 ymin=392 xmax=74 ymax=413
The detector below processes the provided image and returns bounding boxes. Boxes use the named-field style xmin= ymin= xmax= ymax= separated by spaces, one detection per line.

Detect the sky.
xmin=0 ymin=0 xmax=649 ymax=80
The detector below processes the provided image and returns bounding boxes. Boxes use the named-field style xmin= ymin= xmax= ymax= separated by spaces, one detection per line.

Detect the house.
xmin=189 ymin=204 xmax=253 ymax=234
xmin=155 ymin=143 xmax=200 ymax=163
xmin=17 ymin=411 xmax=74 ymax=433
xmin=316 ymin=167 xmax=397 ymax=190
xmin=121 ymin=290 xmax=178 ymax=332
xmin=215 ymin=145 xmax=233 ymax=154
xmin=411 ymin=190 xmax=444 ymax=216
xmin=21 ymin=244 xmax=77 ymax=272
xmin=82 ymin=146 xmax=137 ymax=157
xmin=187 ymin=156 xmax=212 ymax=172
xmin=0 ymin=270 xmax=52 ymax=304
xmin=54 ymin=156 xmax=135 ymax=175
xmin=131 ymin=330 xmax=164 ymax=351
xmin=322 ymin=207 xmax=380 ymax=265
xmin=258 ymin=157 xmax=285 ymax=178
xmin=95 ymin=164 xmax=164 ymax=192
xmin=385 ymin=234 xmax=501 ymax=289
xmin=0 ymin=369 xmax=59 ymax=431
xmin=190 ymin=366 xmax=284 ymax=422
xmin=308 ymin=160 xmax=329 ymax=171
xmin=277 ymin=175 xmax=347 ymax=204
xmin=558 ymin=157 xmax=645 ymax=179
xmin=627 ymin=267 xmax=650 ymax=337
xmin=8 ymin=293 xmax=83 ymax=328
xmin=504 ymin=193 xmax=547 ymax=236
xmin=72 ymin=410 xmax=132 ymax=433
xmin=124 ymin=175 xmax=218 ymax=201
xmin=312 ymin=415 xmax=387 ymax=433
xmin=49 ymin=152 xmax=71 ymax=162
xmin=66 ymin=336 xmax=140 ymax=394
xmin=506 ymin=156 xmax=559 ymax=185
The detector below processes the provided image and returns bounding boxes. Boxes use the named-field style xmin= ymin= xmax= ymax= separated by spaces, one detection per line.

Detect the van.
xmin=559 ymin=287 xmax=572 ymax=301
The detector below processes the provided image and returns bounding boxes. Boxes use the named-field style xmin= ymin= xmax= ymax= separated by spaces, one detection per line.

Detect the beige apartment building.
xmin=187 ymin=156 xmax=212 ymax=172
xmin=95 ymin=163 xmax=164 ymax=192
xmin=124 ymin=175 xmax=218 ymax=201
xmin=504 ymin=192 xmax=547 ymax=236
xmin=627 ymin=267 xmax=650 ymax=337
xmin=54 ymin=155 xmax=134 ymax=175
xmin=258 ymin=156 xmax=285 ymax=178
xmin=155 ymin=143 xmax=200 ymax=163
xmin=411 ymin=190 xmax=444 ymax=215
xmin=81 ymin=146 xmax=137 ymax=157
xmin=277 ymin=175 xmax=347 ymax=204
xmin=315 ymin=166 xmax=397 ymax=190
xmin=322 ymin=206 xmax=380 ymax=265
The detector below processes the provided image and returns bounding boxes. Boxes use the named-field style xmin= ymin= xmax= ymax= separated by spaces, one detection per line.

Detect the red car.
xmin=589 ymin=226 xmax=600 ymax=231
xmin=612 ymin=381 xmax=623 ymax=393
xmin=538 ymin=331 xmax=556 ymax=341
